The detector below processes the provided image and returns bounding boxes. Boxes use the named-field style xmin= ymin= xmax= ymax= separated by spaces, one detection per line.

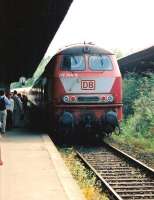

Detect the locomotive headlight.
xmin=107 ymin=95 xmax=114 ymax=102
xmin=63 ymin=95 xmax=70 ymax=103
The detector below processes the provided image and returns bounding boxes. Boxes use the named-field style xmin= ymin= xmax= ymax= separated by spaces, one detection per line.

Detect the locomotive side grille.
xmin=77 ymin=96 xmax=99 ymax=102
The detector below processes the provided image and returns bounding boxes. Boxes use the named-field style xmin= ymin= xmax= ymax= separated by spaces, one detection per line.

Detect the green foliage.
xmin=123 ymin=73 xmax=141 ymax=116
xmin=114 ymin=74 xmax=154 ymax=153
xmin=123 ymin=73 xmax=154 ymax=116
xmin=131 ymin=76 xmax=154 ymax=137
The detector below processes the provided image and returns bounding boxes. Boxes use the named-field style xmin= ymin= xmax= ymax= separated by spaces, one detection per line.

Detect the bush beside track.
xmin=107 ymin=73 xmax=154 ymax=168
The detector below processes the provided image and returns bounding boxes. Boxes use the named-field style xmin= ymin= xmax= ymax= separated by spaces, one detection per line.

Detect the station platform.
xmin=0 ymin=130 xmax=85 ymax=200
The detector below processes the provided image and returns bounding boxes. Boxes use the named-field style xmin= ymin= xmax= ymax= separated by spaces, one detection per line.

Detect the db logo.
xmin=81 ymin=80 xmax=95 ymax=90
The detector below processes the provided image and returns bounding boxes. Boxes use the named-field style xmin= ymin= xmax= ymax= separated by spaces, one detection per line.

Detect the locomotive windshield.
xmin=61 ymin=55 xmax=85 ymax=71
xmin=89 ymin=55 xmax=112 ymax=70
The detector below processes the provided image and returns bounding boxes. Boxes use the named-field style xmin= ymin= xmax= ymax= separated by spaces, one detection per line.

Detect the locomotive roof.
xmin=56 ymin=44 xmax=113 ymax=55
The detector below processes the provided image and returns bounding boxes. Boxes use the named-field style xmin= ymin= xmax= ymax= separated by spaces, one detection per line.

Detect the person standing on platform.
xmin=17 ymin=93 xmax=23 ymax=102
xmin=6 ymin=93 xmax=14 ymax=129
xmin=22 ymin=94 xmax=28 ymax=113
xmin=12 ymin=90 xmax=23 ymax=127
xmin=0 ymin=90 xmax=10 ymax=134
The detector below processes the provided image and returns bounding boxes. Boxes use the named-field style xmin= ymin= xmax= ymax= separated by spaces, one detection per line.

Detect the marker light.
xmin=101 ymin=96 xmax=106 ymax=101
xmin=70 ymin=96 xmax=76 ymax=102
xmin=63 ymin=95 xmax=70 ymax=103
xmin=107 ymin=95 xmax=114 ymax=102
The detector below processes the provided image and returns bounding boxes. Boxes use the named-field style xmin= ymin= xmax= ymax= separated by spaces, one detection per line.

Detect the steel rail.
xmin=76 ymin=151 xmax=123 ymax=200
xmin=104 ymin=143 xmax=154 ymax=177
xmin=76 ymin=144 xmax=154 ymax=200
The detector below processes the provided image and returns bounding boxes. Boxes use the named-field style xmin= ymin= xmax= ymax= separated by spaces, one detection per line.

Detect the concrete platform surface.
xmin=0 ymin=130 xmax=85 ymax=200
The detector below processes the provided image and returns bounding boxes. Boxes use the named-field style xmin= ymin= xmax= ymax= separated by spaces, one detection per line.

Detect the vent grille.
xmin=77 ymin=96 xmax=99 ymax=102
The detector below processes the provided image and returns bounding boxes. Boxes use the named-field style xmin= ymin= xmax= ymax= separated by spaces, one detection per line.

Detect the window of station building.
xmin=89 ymin=55 xmax=113 ymax=71
xmin=61 ymin=55 xmax=85 ymax=71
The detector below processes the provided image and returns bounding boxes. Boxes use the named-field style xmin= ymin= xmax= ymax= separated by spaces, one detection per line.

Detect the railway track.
xmin=76 ymin=143 xmax=154 ymax=200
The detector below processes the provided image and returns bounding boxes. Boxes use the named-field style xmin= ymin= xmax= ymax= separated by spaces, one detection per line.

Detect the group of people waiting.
xmin=0 ymin=90 xmax=28 ymax=135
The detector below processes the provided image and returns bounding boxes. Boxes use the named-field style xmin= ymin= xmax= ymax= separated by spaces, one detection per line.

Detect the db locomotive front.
xmin=28 ymin=43 xmax=123 ymax=137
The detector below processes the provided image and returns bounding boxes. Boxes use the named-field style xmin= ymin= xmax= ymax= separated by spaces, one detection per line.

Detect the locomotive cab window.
xmin=61 ymin=55 xmax=85 ymax=71
xmin=89 ymin=55 xmax=113 ymax=71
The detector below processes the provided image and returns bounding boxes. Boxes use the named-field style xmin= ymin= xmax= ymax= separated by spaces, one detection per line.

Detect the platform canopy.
xmin=0 ymin=0 xmax=73 ymax=85
xmin=118 ymin=46 xmax=154 ymax=75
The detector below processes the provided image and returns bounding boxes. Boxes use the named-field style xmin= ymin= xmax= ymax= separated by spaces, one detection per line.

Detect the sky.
xmin=45 ymin=0 xmax=154 ymax=58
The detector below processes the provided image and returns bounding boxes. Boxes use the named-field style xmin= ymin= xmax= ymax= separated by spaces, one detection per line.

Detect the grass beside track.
xmin=59 ymin=147 xmax=109 ymax=200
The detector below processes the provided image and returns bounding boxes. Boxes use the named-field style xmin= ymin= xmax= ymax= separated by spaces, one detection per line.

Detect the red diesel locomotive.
xmin=28 ymin=43 xmax=122 ymax=137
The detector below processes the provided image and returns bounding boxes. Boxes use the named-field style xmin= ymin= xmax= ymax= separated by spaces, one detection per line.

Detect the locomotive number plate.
xmin=81 ymin=80 xmax=95 ymax=90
